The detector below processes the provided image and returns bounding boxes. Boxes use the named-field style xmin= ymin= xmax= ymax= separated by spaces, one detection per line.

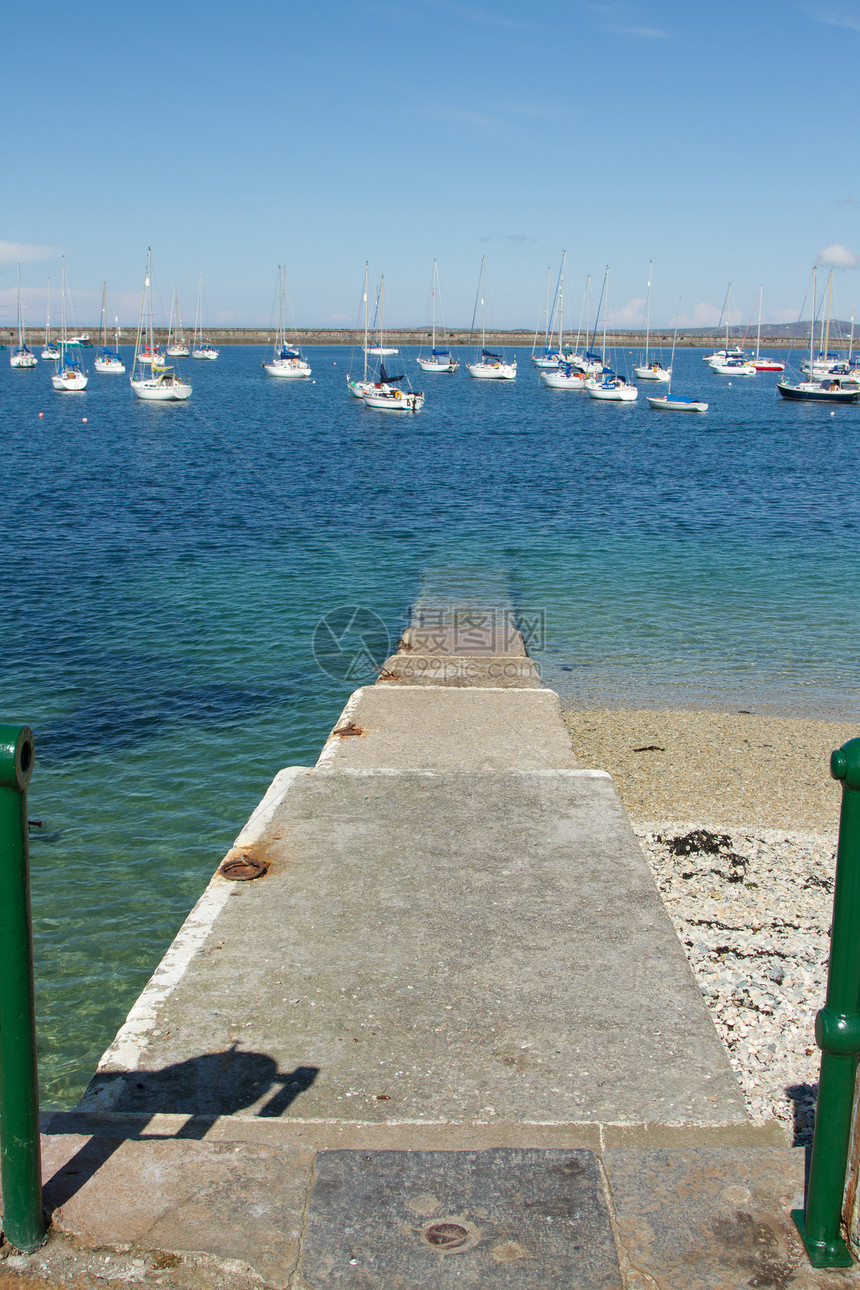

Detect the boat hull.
xmin=540 ymin=370 xmax=588 ymax=390
xmin=646 ymin=395 xmax=708 ymax=412
xmin=93 ymin=356 xmax=126 ymax=374
xmin=466 ymin=360 xmax=517 ymax=380
xmin=776 ymin=381 xmax=859 ymax=403
xmin=362 ymin=388 xmax=424 ymax=411
xmin=417 ymin=357 xmax=459 ymax=373
xmin=263 ymin=358 xmax=311 ymax=378
xmin=587 ymin=381 xmax=638 ymax=401
xmin=10 ymin=349 xmax=37 ymax=369
xmin=708 ymin=360 xmax=756 ymax=376
xmin=633 ymin=364 xmax=671 ymax=381
xmin=166 ymin=345 xmax=190 ymax=357
xmin=347 ymin=377 xmax=374 ymax=398
xmin=131 ymin=377 xmax=192 ymax=401
xmin=192 ymin=348 xmax=219 ymax=360
xmin=51 ymin=369 xmax=88 ymax=391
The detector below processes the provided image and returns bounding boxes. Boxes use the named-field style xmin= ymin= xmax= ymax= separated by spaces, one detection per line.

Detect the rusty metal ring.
xmin=219 ymin=855 xmax=269 ymax=881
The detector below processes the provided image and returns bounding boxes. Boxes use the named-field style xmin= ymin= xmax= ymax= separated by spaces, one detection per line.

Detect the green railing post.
xmin=0 ymin=724 xmax=45 ymax=1253
xmin=792 ymin=735 xmax=860 ymax=1268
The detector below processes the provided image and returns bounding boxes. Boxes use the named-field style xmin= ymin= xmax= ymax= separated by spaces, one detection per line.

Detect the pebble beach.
xmin=562 ymin=706 xmax=858 ymax=1142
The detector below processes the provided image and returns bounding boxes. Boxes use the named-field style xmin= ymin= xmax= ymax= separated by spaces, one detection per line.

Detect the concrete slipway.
xmin=5 ymin=588 xmax=854 ymax=1287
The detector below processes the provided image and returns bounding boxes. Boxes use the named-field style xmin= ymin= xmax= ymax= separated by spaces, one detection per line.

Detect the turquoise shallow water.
xmin=2 ymin=342 xmax=859 ymax=1105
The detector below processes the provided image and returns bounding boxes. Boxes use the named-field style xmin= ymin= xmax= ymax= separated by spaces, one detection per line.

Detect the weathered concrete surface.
xmin=80 ymin=768 xmax=745 ymax=1126
xmin=317 ymin=687 xmax=577 ymax=770
xmin=301 ymin=1148 xmax=621 ymax=1287
xmin=7 ymin=1137 xmax=860 ymax=1288
xmin=377 ymin=655 xmax=542 ymax=688
xmin=605 ymin=1146 xmax=860 ymax=1289
xmin=36 ymin=1132 xmax=313 ymax=1287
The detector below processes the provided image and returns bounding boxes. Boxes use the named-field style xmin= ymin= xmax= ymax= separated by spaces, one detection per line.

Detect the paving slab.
xmin=300 ymin=1148 xmax=621 ymax=1287
xmin=604 ymin=1146 xmax=860 ymax=1289
xmin=400 ymin=609 xmax=528 ymax=657
xmin=377 ymin=655 xmax=542 ymax=688
xmin=317 ymin=687 xmax=577 ymax=770
xmin=79 ymin=768 xmax=746 ymax=1126
xmin=30 ymin=1132 xmax=314 ymax=1288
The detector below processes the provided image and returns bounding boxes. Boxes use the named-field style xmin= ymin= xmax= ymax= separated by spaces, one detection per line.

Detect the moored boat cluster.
xmin=10 ymin=254 xmax=859 ymax=411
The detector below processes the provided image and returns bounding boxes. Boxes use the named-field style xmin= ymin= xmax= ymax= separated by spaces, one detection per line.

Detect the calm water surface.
xmin=2 ymin=342 xmax=858 ymax=1105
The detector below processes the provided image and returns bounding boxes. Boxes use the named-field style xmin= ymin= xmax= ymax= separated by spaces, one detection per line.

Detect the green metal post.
xmin=0 ymin=724 xmax=45 ymax=1253
xmin=793 ymin=736 xmax=860 ymax=1268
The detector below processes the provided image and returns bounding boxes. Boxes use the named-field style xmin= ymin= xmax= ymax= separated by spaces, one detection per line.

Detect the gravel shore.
xmin=562 ymin=706 xmax=858 ymax=1141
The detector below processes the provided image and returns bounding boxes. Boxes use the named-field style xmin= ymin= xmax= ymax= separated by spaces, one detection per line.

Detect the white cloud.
xmin=0 ymin=241 xmax=57 ymax=270
xmin=677 ymin=301 xmax=723 ymax=328
xmin=799 ymin=4 xmax=860 ymax=31
xmin=614 ymin=296 xmax=647 ymax=326
xmin=816 ymin=242 xmax=859 ymax=269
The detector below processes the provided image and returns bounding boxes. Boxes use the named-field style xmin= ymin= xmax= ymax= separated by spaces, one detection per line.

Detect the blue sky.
xmin=3 ymin=0 xmax=860 ymax=331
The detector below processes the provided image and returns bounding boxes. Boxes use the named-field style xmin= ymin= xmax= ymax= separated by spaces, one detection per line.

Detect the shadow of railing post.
xmin=792 ymin=735 xmax=860 ymax=1268
xmin=0 ymin=724 xmax=45 ymax=1253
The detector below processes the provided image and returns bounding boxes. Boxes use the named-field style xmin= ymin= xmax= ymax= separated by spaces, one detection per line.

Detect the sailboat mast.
xmin=45 ymin=277 xmax=51 ymax=346
xmin=644 ymin=261 xmax=652 ymax=365
xmin=668 ymin=299 xmax=681 ymax=398
xmin=431 ymin=259 xmax=437 ymax=353
xmin=849 ymin=309 xmax=855 ymax=366
xmin=378 ymin=276 xmax=384 ymax=351
xmin=557 ymin=251 xmax=566 ymax=355
xmin=59 ymin=255 xmax=66 ymax=362
xmin=148 ymin=251 xmax=155 ymax=359
xmin=17 ymin=263 xmax=24 ymax=347
xmin=809 ymin=266 xmax=816 ymax=376
xmin=824 ymin=269 xmax=833 ymax=361
xmin=588 ymin=267 xmax=608 ymax=362
xmin=755 ymin=285 xmax=763 ymax=361
xmin=362 ymin=262 xmax=369 ymax=381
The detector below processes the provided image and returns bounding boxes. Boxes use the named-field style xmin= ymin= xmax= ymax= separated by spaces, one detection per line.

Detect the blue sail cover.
xmin=380 ymin=363 xmax=404 ymax=384
xmin=482 ymin=349 xmax=502 ymax=360
xmin=279 ymin=346 xmax=301 ymax=359
xmin=431 ymin=348 xmax=451 ymax=357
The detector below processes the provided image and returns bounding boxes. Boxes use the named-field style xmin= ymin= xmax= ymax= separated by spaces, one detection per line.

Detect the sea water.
xmin=1 ymin=343 xmax=858 ymax=1106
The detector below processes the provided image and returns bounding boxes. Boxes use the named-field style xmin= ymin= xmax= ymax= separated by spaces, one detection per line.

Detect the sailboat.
xmin=777 ymin=267 xmax=860 ymax=403
xmin=750 ymin=286 xmax=784 ymax=371
xmin=93 ymin=283 xmax=126 ymax=373
xmin=347 ymin=263 xmax=375 ymax=399
xmin=646 ymin=306 xmax=707 ymax=412
xmin=360 ymin=275 xmax=424 ymax=410
xmin=366 ymin=277 xmax=398 ymax=356
xmin=633 ymin=263 xmax=670 ymax=381
xmin=130 ymin=249 xmax=192 ymax=401
xmin=706 ymin=283 xmax=756 ymax=375
xmin=466 ymin=257 xmax=516 ymax=379
xmin=586 ymin=267 xmax=638 ymax=401
xmin=41 ymin=278 xmax=60 ymax=361
xmin=10 ymin=264 xmax=37 ymax=368
xmin=531 ymin=260 xmax=568 ymax=370
xmin=191 ymin=274 xmax=219 ymax=359
xmin=166 ymin=283 xmax=190 ymax=357
xmin=51 ymin=257 xmax=88 ymax=391
xmin=417 ymin=260 xmax=458 ymax=373
xmin=540 ymin=254 xmax=589 ymax=390
xmin=263 ymin=265 xmax=311 ymax=378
